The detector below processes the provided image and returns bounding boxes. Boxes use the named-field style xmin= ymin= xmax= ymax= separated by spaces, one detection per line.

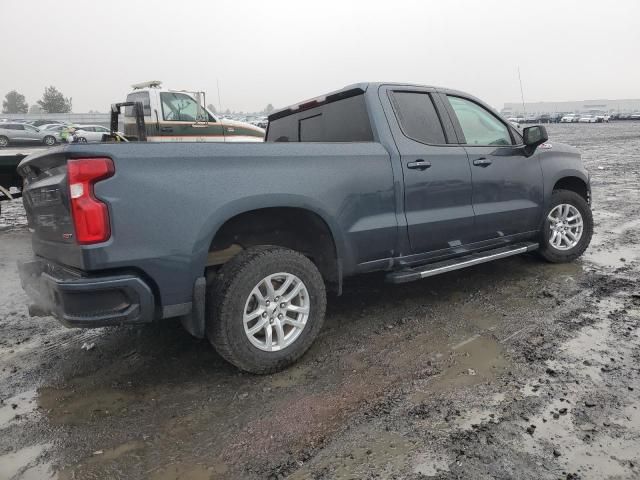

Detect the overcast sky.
xmin=3 ymin=0 xmax=639 ymax=113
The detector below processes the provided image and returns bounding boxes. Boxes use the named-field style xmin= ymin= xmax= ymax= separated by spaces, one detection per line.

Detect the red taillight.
xmin=68 ymin=158 xmax=114 ymax=244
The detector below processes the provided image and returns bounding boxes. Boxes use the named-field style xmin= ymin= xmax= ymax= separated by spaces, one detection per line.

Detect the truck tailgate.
xmin=17 ymin=148 xmax=82 ymax=267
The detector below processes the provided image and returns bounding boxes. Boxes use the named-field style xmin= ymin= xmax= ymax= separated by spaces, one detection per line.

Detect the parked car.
xmin=560 ymin=114 xmax=579 ymax=123
xmin=18 ymin=82 xmax=592 ymax=374
xmin=538 ymin=114 xmax=551 ymax=124
xmin=28 ymin=119 xmax=64 ymax=127
xmin=74 ymin=125 xmax=113 ymax=143
xmin=38 ymin=123 xmax=66 ymax=131
xmin=524 ymin=114 xmax=539 ymax=123
xmin=0 ymin=122 xmax=58 ymax=147
xmin=630 ymin=113 xmax=640 ymax=120
xmin=578 ymin=115 xmax=597 ymax=123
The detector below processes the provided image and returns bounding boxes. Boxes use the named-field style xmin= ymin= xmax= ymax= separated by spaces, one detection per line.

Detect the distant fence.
xmin=1 ymin=113 xmax=113 ymax=127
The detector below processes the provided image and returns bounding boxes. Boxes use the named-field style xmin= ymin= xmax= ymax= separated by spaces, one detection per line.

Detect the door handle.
xmin=473 ymin=157 xmax=492 ymax=167
xmin=160 ymin=127 xmax=173 ymax=133
xmin=407 ymin=159 xmax=432 ymax=170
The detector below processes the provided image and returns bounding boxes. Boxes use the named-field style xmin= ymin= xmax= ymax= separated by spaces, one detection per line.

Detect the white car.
xmin=578 ymin=115 xmax=597 ymax=123
xmin=39 ymin=123 xmax=68 ymax=131
xmin=560 ymin=114 xmax=578 ymax=123
xmin=74 ymin=125 xmax=112 ymax=143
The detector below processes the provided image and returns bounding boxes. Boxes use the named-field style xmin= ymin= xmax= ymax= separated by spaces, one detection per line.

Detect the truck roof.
xmin=269 ymin=82 xmax=445 ymax=121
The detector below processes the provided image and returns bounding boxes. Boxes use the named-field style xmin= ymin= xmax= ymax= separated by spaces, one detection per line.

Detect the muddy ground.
xmin=0 ymin=122 xmax=639 ymax=480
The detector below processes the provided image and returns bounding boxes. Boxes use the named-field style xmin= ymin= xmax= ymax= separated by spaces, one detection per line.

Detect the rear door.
xmin=381 ymin=86 xmax=475 ymax=256
xmin=442 ymin=94 xmax=543 ymax=242
xmin=24 ymin=124 xmax=41 ymax=141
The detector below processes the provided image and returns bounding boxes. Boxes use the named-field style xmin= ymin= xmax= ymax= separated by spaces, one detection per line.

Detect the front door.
xmin=158 ymin=91 xmax=225 ymax=142
xmin=443 ymin=94 xmax=544 ymax=242
xmin=383 ymin=88 xmax=475 ymax=255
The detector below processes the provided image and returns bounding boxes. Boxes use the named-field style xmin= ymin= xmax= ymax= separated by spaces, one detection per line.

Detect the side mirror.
xmin=522 ymin=125 xmax=548 ymax=156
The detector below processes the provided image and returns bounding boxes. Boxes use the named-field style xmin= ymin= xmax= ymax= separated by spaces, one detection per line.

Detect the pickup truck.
xmin=17 ymin=83 xmax=593 ymax=374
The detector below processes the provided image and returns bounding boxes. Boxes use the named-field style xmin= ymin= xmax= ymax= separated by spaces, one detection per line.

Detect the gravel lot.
xmin=0 ymin=122 xmax=639 ymax=480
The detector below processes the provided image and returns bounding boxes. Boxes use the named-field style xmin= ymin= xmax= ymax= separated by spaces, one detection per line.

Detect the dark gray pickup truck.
xmin=17 ymin=83 xmax=592 ymax=373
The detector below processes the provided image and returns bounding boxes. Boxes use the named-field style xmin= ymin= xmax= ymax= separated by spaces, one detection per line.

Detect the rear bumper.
xmin=18 ymin=258 xmax=155 ymax=327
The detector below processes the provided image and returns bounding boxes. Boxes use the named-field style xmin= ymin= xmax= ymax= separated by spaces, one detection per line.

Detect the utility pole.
xmin=216 ymin=79 xmax=222 ymax=114
xmin=518 ymin=66 xmax=526 ymax=116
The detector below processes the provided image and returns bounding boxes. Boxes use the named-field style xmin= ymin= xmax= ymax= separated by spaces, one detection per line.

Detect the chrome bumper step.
xmin=385 ymin=242 xmax=539 ymax=284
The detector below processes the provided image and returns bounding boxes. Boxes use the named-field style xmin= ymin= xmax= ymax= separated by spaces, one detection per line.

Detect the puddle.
xmin=411 ymin=334 xmax=507 ymax=403
xmin=151 ymin=463 xmax=227 ymax=480
xmin=519 ymin=295 xmax=640 ymax=479
xmin=0 ymin=443 xmax=53 ymax=480
xmin=455 ymin=391 xmax=506 ymax=430
xmin=0 ymin=388 xmax=37 ymax=428
xmin=38 ymin=386 xmax=138 ymax=425
xmin=609 ymin=217 xmax=640 ymax=235
xmin=57 ymin=441 xmax=144 ymax=479
xmin=521 ymin=403 xmax=639 ymax=479
xmin=413 ymin=451 xmax=451 ymax=476
xmin=288 ymin=432 xmax=414 ymax=480
xmin=586 ymin=245 xmax=639 ymax=268
xmin=444 ymin=334 xmax=507 ymax=385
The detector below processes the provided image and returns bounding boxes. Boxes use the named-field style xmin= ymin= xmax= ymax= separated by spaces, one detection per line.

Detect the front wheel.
xmin=0 ymin=136 xmax=8 ymax=147
xmin=538 ymin=189 xmax=593 ymax=263
xmin=43 ymin=135 xmax=56 ymax=146
xmin=207 ymin=246 xmax=326 ymax=374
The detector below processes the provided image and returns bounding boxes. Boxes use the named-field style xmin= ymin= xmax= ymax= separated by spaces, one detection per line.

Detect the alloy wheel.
xmin=243 ymin=272 xmax=310 ymax=352
xmin=548 ymin=203 xmax=583 ymax=250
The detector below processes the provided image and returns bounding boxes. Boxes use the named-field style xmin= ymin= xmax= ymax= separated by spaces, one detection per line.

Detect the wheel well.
xmin=208 ymin=207 xmax=339 ymax=287
xmin=553 ymin=177 xmax=589 ymax=203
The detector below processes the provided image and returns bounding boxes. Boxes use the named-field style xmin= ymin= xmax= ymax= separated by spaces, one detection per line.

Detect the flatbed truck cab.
xmin=124 ymin=81 xmax=265 ymax=142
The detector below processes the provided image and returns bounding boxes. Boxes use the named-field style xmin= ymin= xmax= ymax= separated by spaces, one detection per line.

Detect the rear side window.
xmin=390 ymin=91 xmax=447 ymax=144
xmin=125 ymin=91 xmax=151 ymax=117
xmin=266 ymin=94 xmax=373 ymax=142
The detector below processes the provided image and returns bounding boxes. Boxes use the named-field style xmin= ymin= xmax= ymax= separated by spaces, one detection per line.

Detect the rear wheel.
xmin=79 ymin=137 xmax=87 ymax=143
xmin=0 ymin=136 xmax=8 ymax=147
xmin=206 ymin=246 xmax=326 ymax=374
xmin=538 ymin=189 xmax=593 ymax=263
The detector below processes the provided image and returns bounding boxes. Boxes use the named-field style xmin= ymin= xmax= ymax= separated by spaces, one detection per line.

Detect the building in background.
xmin=501 ymin=99 xmax=640 ymax=116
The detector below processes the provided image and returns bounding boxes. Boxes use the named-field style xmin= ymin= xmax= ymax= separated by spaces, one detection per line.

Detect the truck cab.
xmin=124 ymin=81 xmax=265 ymax=142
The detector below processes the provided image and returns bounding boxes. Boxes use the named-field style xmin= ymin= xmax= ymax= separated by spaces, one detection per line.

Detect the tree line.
xmin=2 ymin=87 xmax=72 ymax=114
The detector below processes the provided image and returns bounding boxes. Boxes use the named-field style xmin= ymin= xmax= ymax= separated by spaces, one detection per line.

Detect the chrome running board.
xmin=386 ymin=242 xmax=539 ymax=284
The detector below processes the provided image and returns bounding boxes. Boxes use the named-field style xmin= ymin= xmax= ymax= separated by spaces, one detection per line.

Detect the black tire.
xmin=538 ymin=189 xmax=593 ymax=263
xmin=79 ymin=137 xmax=87 ymax=143
xmin=0 ymin=136 xmax=8 ymax=147
xmin=43 ymin=135 xmax=56 ymax=146
xmin=207 ymin=246 xmax=326 ymax=374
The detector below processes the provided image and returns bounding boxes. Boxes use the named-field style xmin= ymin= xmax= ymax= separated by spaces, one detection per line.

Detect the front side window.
xmin=161 ymin=92 xmax=205 ymax=122
xmin=447 ymin=96 xmax=512 ymax=146
xmin=25 ymin=125 xmax=38 ymax=132
xmin=390 ymin=91 xmax=446 ymax=144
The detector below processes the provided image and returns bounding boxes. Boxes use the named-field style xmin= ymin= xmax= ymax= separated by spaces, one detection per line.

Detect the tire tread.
xmin=207 ymin=246 xmax=326 ymax=374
